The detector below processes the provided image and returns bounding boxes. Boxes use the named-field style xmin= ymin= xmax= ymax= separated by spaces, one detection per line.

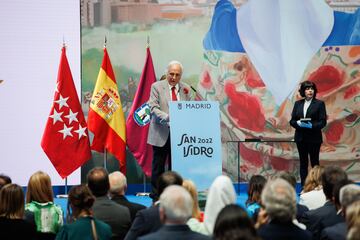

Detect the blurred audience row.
xmin=0 ymin=164 xmax=359 ymax=240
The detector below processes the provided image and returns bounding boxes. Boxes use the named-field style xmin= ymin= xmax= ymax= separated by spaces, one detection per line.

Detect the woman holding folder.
xmin=290 ymin=81 xmax=327 ymax=186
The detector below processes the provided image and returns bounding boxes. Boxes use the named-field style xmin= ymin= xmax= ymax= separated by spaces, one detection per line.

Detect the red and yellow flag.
xmin=88 ymin=48 xmax=126 ymax=173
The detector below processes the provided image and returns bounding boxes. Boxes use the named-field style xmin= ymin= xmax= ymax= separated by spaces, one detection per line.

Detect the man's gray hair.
xmin=340 ymin=184 xmax=360 ymax=208
xmin=261 ymin=178 xmax=296 ymax=223
xmin=167 ymin=60 xmax=183 ymax=72
xmin=108 ymin=171 xmax=127 ymax=194
xmin=160 ymin=185 xmax=193 ymax=223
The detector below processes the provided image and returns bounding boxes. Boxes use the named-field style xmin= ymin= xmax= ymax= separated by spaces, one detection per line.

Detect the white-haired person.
xmin=256 ymin=178 xmax=312 ymax=240
xmin=138 ymin=185 xmax=211 ymax=240
xmin=109 ymin=171 xmax=146 ymax=222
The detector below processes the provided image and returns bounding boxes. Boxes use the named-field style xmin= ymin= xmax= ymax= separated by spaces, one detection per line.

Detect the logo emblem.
xmin=134 ymin=103 xmax=151 ymax=126
xmin=177 ymin=103 xmax=182 ymax=110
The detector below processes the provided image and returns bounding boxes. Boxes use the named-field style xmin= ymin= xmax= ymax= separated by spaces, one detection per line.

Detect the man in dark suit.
xmin=257 ymin=178 xmax=312 ymax=240
xmin=109 ymin=171 xmax=146 ymax=222
xmin=300 ymin=166 xmax=348 ymax=240
xmin=147 ymin=61 xmax=192 ymax=200
xmin=320 ymin=183 xmax=360 ymax=240
xmin=138 ymin=185 xmax=210 ymax=240
xmin=124 ymin=171 xmax=183 ymax=240
xmin=87 ymin=167 xmax=131 ymax=240
xmin=290 ymin=80 xmax=327 ymax=186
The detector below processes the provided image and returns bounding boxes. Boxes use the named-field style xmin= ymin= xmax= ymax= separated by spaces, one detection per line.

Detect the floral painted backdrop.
xmin=198 ymin=46 xmax=360 ymax=181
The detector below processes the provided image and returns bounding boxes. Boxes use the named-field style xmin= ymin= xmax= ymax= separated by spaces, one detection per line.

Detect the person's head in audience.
xmin=213 ymin=204 xmax=258 ymax=240
xmin=0 ymin=184 xmax=25 ymax=219
xmin=246 ymin=175 xmax=266 ymax=206
xmin=182 ymin=179 xmax=201 ymax=220
xmin=204 ymin=175 xmax=237 ymax=234
xmin=68 ymin=185 xmax=95 ymax=220
xmin=322 ymin=165 xmax=348 ymax=201
xmin=346 ymin=200 xmax=360 ymax=240
xmin=87 ymin=167 xmax=109 ymax=198
xmin=303 ymin=165 xmax=324 ymax=193
xmin=339 ymin=184 xmax=360 ymax=216
xmin=278 ymin=172 xmax=297 ymax=189
xmin=0 ymin=174 xmax=12 ymax=190
xmin=347 ymin=226 xmax=360 ymax=240
xmin=261 ymin=178 xmax=296 ymax=223
xmin=333 ymin=179 xmax=353 ymax=211
xmin=26 ymin=171 xmax=54 ymax=203
xmin=109 ymin=171 xmax=127 ymax=197
xmin=156 ymin=171 xmax=183 ymax=200
xmin=159 ymin=185 xmax=193 ymax=225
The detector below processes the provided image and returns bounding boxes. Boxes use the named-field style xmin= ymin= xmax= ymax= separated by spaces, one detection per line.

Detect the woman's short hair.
xmin=26 ymin=171 xmax=54 ymax=203
xmin=214 ymin=204 xmax=257 ymax=239
xmin=68 ymin=185 xmax=95 ymax=218
xmin=299 ymin=80 xmax=318 ymax=98
xmin=0 ymin=184 xmax=25 ymax=219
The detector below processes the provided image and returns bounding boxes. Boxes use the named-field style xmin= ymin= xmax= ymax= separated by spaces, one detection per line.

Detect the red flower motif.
xmin=269 ymin=156 xmax=290 ymax=171
xmin=344 ymin=85 xmax=359 ymax=99
xmin=183 ymin=88 xmax=189 ymax=94
xmin=308 ymin=65 xmax=344 ymax=97
xmin=200 ymin=70 xmax=213 ymax=90
xmin=325 ymin=121 xmax=344 ymax=144
xmin=246 ymin=70 xmax=265 ymax=88
xmin=224 ymin=82 xmax=266 ymax=132
xmin=240 ymin=144 xmax=263 ymax=167
xmin=345 ymin=113 xmax=358 ymax=122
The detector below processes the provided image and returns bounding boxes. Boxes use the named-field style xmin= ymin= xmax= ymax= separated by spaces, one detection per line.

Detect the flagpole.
xmin=104 ymin=148 xmax=107 ymax=170
xmin=65 ymin=177 xmax=68 ymax=195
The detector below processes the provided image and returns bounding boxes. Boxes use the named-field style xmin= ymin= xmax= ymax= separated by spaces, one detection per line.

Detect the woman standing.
xmin=290 ymin=81 xmax=327 ymax=186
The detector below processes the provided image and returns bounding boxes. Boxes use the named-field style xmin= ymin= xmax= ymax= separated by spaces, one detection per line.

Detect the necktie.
xmin=171 ymin=87 xmax=178 ymax=101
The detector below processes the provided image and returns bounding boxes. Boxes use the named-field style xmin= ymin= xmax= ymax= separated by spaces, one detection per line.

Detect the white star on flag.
xmin=58 ymin=124 xmax=73 ymax=139
xmin=49 ymin=109 xmax=63 ymax=124
xmin=74 ymin=125 xmax=88 ymax=139
xmin=65 ymin=109 xmax=78 ymax=124
xmin=55 ymin=94 xmax=69 ymax=110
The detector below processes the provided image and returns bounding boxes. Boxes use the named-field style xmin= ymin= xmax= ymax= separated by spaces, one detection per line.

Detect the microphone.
xmin=190 ymin=85 xmax=204 ymax=101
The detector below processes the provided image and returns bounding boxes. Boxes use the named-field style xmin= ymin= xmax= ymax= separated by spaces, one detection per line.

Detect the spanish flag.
xmin=88 ymin=48 xmax=126 ymax=173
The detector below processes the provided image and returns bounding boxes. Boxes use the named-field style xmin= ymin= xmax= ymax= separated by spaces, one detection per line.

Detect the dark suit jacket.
xmin=138 ymin=225 xmax=211 ymax=240
xmin=93 ymin=196 xmax=131 ymax=240
xmin=124 ymin=205 xmax=162 ymax=240
xmin=300 ymin=201 xmax=344 ymax=240
xmin=290 ymin=98 xmax=327 ymax=143
xmin=257 ymin=221 xmax=312 ymax=240
xmin=320 ymin=222 xmax=346 ymax=240
xmin=111 ymin=195 xmax=146 ymax=222
xmin=297 ymin=203 xmax=309 ymax=221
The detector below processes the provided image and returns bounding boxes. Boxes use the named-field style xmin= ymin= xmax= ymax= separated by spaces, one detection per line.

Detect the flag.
xmin=88 ymin=48 xmax=126 ymax=173
xmin=41 ymin=46 xmax=91 ymax=178
xmin=126 ymin=47 xmax=156 ymax=177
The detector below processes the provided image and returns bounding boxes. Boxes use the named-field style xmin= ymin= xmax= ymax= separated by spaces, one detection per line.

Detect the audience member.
xmin=300 ymin=166 xmax=326 ymax=210
xmin=138 ymin=185 xmax=210 ymax=240
xmin=0 ymin=184 xmax=37 ymax=239
xmin=278 ymin=171 xmax=309 ymax=222
xmin=25 ymin=171 xmax=63 ymax=239
xmin=183 ymin=179 xmax=205 ymax=234
xmin=213 ymin=204 xmax=259 ymax=240
xmin=87 ymin=167 xmax=131 ymax=240
xmin=56 ymin=185 xmax=112 ymax=240
xmin=124 ymin=171 xmax=183 ymax=240
xmin=300 ymin=165 xmax=348 ymax=240
xmin=0 ymin=174 xmax=11 ymax=190
xmin=203 ymin=175 xmax=237 ymax=235
xmin=245 ymin=175 xmax=266 ymax=219
xmin=109 ymin=171 xmax=146 ymax=222
xmin=257 ymin=178 xmax=312 ymax=240
xmin=320 ymin=179 xmax=353 ymax=240
xmin=346 ymin=200 xmax=360 ymax=240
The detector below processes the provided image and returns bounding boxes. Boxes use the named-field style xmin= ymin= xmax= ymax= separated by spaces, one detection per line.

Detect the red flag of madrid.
xmin=41 ymin=46 xmax=92 ymax=178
